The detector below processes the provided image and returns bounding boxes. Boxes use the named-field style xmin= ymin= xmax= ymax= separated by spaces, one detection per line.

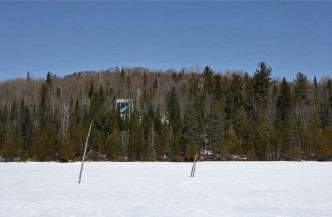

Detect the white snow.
xmin=0 ymin=162 xmax=331 ymax=217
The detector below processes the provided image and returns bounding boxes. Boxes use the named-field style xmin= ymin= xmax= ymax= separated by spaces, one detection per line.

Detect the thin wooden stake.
xmin=190 ymin=153 xmax=198 ymax=177
xmin=78 ymin=120 xmax=93 ymax=184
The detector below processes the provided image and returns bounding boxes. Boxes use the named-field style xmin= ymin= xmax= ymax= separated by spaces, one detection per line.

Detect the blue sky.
xmin=0 ymin=1 xmax=331 ymax=82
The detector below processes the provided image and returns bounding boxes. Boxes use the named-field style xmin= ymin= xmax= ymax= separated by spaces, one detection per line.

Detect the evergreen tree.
xmin=105 ymin=127 xmax=121 ymax=160
xmin=169 ymin=132 xmax=181 ymax=161
xmin=43 ymin=122 xmax=57 ymax=161
xmin=247 ymin=144 xmax=256 ymax=160
xmin=19 ymin=102 xmax=33 ymax=160
xmin=276 ymin=78 xmax=292 ymax=122
xmin=219 ymin=139 xmax=228 ymax=159
xmin=158 ymin=122 xmax=171 ymax=160
xmin=233 ymin=106 xmax=250 ymax=155
xmin=166 ymin=87 xmax=181 ymax=136
xmin=327 ymin=79 xmax=332 ymax=107
xmin=313 ymin=127 xmax=332 ymax=160
xmin=212 ymin=74 xmax=223 ymax=102
xmin=226 ymin=124 xmax=240 ymax=157
xmin=59 ymin=130 xmax=75 ymax=162
xmin=207 ymin=102 xmax=225 ymax=155
xmin=1 ymin=64 xmax=332 ymax=162
xmin=0 ymin=111 xmax=5 ymax=158
xmin=294 ymin=72 xmax=308 ymax=124
xmin=181 ymin=103 xmax=200 ymax=160
xmin=1 ymin=126 xmax=22 ymax=161
xmin=203 ymin=66 xmax=214 ymax=95
xmin=128 ymin=108 xmax=145 ymax=160
xmin=10 ymin=100 xmax=19 ymax=125
xmin=243 ymin=72 xmax=255 ymax=113
xmin=94 ymin=109 xmax=113 ymax=137
xmin=89 ymin=86 xmax=105 ymax=119
xmin=154 ymin=104 xmax=162 ymax=135
xmin=313 ymin=76 xmax=318 ymax=112
xmin=32 ymin=122 xmax=57 ymax=161
xmin=284 ymin=118 xmax=298 ymax=160
xmin=320 ymin=88 xmax=331 ymax=128
xmin=147 ymin=121 xmax=157 ymax=161
xmin=188 ymin=74 xmax=201 ymax=100
xmin=71 ymin=119 xmax=85 ymax=159
xmin=255 ymin=111 xmax=275 ymax=160
xmin=89 ymin=128 xmax=103 ymax=161
xmin=294 ymin=72 xmax=308 ymax=104
xmin=38 ymin=83 xmax=49 ymax=129
xmin=253 ymin=62 xmax=273 ymax=112
xmin=225 ymin=73 xmax=243 ymax=121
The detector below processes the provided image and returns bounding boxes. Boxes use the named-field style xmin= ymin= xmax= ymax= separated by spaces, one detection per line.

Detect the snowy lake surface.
xmin=0 ymin=162 xmax=331 ymax=217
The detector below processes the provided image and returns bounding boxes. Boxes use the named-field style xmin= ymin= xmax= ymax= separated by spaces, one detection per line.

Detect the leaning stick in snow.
xmin=190 ymin=153 xmax=198 ymax=177
xmin=192 ymin=157 xmax=197 ymax=177
xmin=78 ymin=120 xmax=93 ymax=183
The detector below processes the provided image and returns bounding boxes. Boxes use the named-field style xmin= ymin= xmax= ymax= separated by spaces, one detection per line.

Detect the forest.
xmin=0 ymin=62 xmax=331 ymax=162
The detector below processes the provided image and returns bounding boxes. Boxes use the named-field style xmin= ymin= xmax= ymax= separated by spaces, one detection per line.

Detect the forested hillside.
xmin=0 ymin=62 xmax=331 ymax=162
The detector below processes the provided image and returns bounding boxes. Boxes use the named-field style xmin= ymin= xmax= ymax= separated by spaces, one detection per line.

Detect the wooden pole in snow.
xmin=190 ymin=153 xmax=198 ymax=177
xmin=78 ymin=120 xmax=93 ymax=184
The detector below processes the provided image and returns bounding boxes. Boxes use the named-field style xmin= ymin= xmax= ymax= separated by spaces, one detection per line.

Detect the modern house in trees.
xmin=116 ymin=99 xmax=133 ymax=117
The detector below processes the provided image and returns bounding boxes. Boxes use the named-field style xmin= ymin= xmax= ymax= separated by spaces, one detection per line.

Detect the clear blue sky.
xmin=1 ymin=1 xmax=331 ymax=82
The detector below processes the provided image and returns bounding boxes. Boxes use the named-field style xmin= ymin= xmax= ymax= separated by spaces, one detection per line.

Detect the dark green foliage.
xmin=0 ymin=64 xmax=331 ymax=162
xmin=89 ymin=85 xmax=105 ymax=119
xmin=169 ymin=134 xmax=181 ymax=161
xmin=320 ymin=89 xmax=331 ymax=128
xmin=10 ymin=101 xmax=19 ymax=125
xmin=19 ymin=102 xmax=34 ymax=160
xmin=1 ymin=126 xmax=22 ymax=161
xmin=243 ymin=73 xmax=255 ymax=114
xmin=212 ymin=74 xmax=223 ymax=102
xmin=254 ymin=111 xmax=275 ymax=160
xmin=203 ymin=66 xmax=214 ymax=95
xmin=157 ymin=123 xmax=171 ymax=160
xmin=146 ymin=121 xmax=157 ymax=161
xmin=276 ymin=78 xmax=292 ymax=122
xmin=166 ymin=87 xmax=181 ymax=136
xmin=313 ymin=127 xmax=332 ymax=160
xmin=89 ymin=126 xmax=103 ymax=161
xmin=59 ymin=131 xmax=75 ymax=162
xmin=207 ymin=102 xmax=225 ymax=155
xmin=128 ymin=108 xmax=145 ymax=161
xmin=253 ymin=62 xmax=273 ymax=112
xmin=32 ymin=122 xmax=56 ymax=161
xmin=105 ymin=127 xmax=121 ymax=160
xmin=181 ymin=103 xmax=200 ymax=159
xmin=142 ymin=105 xmax=161 ymax=160
xmin=72 ymin=120 xmax=86 ymax=159
xmin=327 ymin=79 xmax=332 ymax=107
xmin=225 ymin=73 xmax=243 ymax=121
xmin=38 ymin=83 xmax=48 ymax=128
xmin=233 ymin=106 xmax=251 ymax=155
xmin=294 ymin=72 xmax=308 ymax=103
xmin=294 ymin=72 xmax=309 ymax=129
xmin=225 ymin=124 xmax=240 ymax=156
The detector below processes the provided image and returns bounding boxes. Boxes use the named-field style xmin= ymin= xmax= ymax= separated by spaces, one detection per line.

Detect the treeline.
xmin=0 ymin=63 xmax=332 ymax=162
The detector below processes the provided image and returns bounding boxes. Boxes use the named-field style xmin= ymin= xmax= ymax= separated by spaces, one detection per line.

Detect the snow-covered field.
xmin=0 ymin=162 xmax=331 ymax=217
